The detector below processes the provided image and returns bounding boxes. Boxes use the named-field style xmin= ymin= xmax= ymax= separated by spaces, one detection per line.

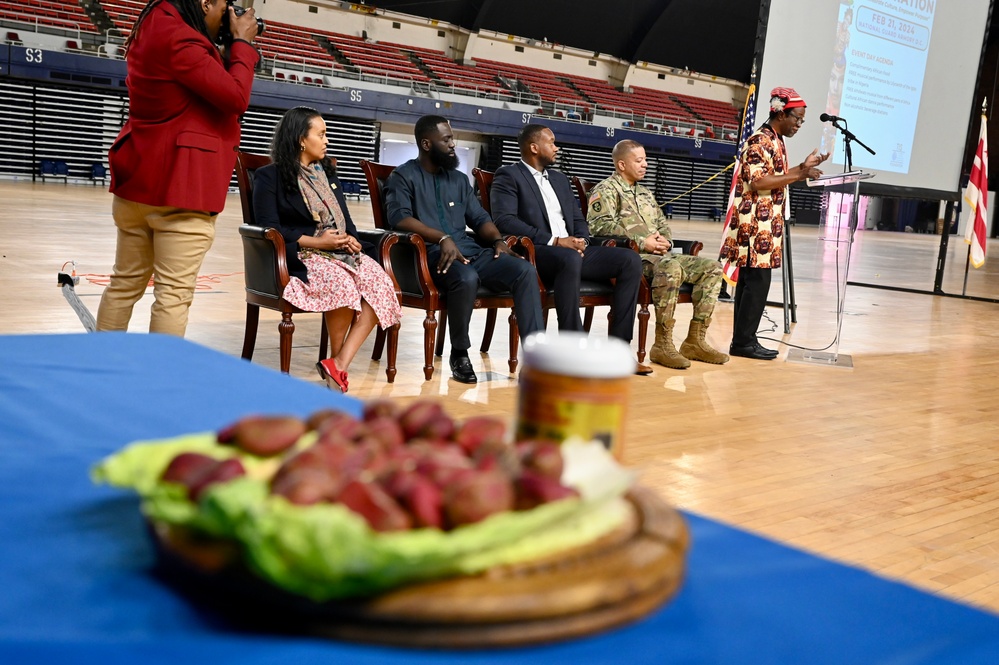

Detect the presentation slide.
xmin=758 ymin=0 xmax=989 ymax=198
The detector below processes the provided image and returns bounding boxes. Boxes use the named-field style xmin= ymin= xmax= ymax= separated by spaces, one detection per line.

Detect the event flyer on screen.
xmin=820 ymin=0 xmax=935 ymax=173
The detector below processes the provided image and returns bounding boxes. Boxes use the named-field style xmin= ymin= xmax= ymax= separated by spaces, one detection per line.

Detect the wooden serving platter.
xmin=149 ymin=485 xmax=689 ymax=648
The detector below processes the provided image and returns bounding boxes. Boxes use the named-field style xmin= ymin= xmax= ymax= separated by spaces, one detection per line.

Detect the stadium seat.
xmin=40 ymin=159 xmax=69 ymax=182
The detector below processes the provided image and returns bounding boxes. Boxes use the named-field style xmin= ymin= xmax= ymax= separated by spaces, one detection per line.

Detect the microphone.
xmin=819 ymin=113 xmax=843 ymax=123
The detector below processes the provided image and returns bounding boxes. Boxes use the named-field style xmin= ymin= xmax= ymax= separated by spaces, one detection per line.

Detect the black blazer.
xmin=490 ymin=162 xmax=590 ymax=245
xmin=251 ymin=163 xmax=368 ymax=282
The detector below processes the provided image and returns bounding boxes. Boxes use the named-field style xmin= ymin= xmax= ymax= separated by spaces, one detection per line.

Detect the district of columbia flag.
xmin=964 ymin=107 xmax=988 ymax=268
xmin=720 ymin=84 xmax=756 ymax=286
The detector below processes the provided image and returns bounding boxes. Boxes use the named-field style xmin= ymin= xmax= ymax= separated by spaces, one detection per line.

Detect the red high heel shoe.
xmin=315 ymin=359 xmax=349 ymax=393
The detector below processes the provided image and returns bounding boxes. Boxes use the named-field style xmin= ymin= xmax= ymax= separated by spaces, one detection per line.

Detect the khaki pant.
xmin=96 ymin=196 xmax=216 ymax=337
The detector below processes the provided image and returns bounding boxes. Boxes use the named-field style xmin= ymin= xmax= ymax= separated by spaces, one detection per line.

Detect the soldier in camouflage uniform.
xmin=587 ymin=139 xmax=728 ymax=369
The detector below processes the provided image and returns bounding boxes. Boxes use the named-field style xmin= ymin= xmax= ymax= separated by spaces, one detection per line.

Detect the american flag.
xmin=719 ymin=84 xmax=757 ymax=285
xmin=964 ymin=106 xmax=988 ymax=268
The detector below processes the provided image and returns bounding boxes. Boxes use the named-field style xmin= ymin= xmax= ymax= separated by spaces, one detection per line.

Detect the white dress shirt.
xmin=522 ymin=161 xmax=568 ymax=245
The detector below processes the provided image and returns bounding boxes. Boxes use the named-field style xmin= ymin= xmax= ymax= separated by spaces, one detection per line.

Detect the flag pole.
xmin=962 ymin=244 xmax=972 ymax=296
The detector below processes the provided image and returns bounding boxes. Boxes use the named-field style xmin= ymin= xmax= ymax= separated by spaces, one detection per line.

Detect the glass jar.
xmin=516 ymin=332 xmax=635 ymax=459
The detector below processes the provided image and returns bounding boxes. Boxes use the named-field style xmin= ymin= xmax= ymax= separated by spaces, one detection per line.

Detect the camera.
xmin=218 ymin=1 xmax=265 ymax=45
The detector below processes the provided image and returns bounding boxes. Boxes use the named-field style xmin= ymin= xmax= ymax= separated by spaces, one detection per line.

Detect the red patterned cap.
xmin=769 ymin=87 xmax=805 ymax=112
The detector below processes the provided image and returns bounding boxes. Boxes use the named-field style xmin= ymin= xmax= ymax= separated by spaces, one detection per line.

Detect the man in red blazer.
xmin=96 ymin=0 xmax=260 ymax=336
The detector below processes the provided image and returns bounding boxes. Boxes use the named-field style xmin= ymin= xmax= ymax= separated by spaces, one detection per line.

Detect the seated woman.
xmin=252 ymin=106 xmax=401 ymax=392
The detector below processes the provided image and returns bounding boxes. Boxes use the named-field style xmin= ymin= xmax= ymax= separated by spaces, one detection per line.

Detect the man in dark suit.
xmin=491 ymin=124 xmax=650 ymax=374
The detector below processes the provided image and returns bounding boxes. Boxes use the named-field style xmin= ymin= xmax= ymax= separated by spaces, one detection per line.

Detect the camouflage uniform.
xmin=586 ymin=173 xmax=722 ymax=323
xmin=587 ymin=173 xmax=728 ymax=367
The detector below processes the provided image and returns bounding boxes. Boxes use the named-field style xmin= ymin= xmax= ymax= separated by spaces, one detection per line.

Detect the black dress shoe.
xmin=449 ymin=355 xmax=478 ymax=383
xmin=729 ymin=343 xmax=778 ymax=360
xmin=752 ymin=342 xmax=779 ymax=357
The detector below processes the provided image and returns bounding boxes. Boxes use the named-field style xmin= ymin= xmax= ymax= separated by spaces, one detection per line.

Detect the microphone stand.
xmin=830 ymin=118 xmax=876 ymax=172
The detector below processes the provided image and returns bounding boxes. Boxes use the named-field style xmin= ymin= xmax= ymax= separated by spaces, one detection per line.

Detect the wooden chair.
xmin=359 ymin=160 xmax=522 ymax=380
xmin=234 ymin=151 xmax=399 ymax=381
xmin=571 ymin=175 xmax=704 ymax=365
xmin=471 ymin=167 xmax=620 ymax=335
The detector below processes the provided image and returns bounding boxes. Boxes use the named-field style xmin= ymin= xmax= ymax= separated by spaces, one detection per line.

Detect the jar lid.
xmin=522 ymin=331 xmax=636 ymax=378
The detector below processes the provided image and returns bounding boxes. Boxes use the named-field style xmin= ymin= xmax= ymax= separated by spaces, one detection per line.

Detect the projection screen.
xmin=757 ymin=0 xmax=991 ymax=200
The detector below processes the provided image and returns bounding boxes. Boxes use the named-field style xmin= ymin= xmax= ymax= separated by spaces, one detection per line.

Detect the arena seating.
xmin=0 ymin=0 xmax=98 ymax=33
xmin=255 ymin=21 xmax=343 ymax=73
xmin=97 ymin=1 xmax=343 ymax=74
xmin=472 ymin=58 xmax=588 ymax=108
xmin=627 ymin=85 xmax=700 ymax=120
xmin=399 ymin=44 xmax=514 ymax=98
xmin=667 ymin=89 xmax=741 ymax=128
xmin=97 ymin=0 xmax=144 ymax=40
xmin=39 ymin=158 xmax=69 ymax=181
xmin=552 ymin=75 xmax=740 ymax=135
xmin=319 ymin=32 xmax=429 ymax=82
xmin=11 ymin=1 xmax=741 ymax=141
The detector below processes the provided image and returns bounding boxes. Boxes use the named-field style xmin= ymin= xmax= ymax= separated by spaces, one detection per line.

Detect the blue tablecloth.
xmin=2 ymin=333 xmax=998 ymax=664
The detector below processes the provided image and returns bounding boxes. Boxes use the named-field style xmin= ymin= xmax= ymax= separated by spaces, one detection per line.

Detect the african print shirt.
xmin=722 ymin=124 xmax=788 ymax=270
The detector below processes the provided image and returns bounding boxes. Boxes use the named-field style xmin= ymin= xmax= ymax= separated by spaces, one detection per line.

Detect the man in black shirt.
xmin=384 ymin=115 xmax=544 ymax=384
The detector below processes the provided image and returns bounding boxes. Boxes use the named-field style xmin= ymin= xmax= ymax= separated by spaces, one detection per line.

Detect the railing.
xmin=550 ymin=98 xmax=592 ymax=122
xmin=312 ymin=62 xmax=416 ymax=89
xmin=264 ymin=55 xmax=339 ymax=79
xmin=103 ymin=26 xmax=124 ymax=44
xmin=585 ymin=107 xmax=739 ymax=143
xmin=265 ymin=60 xmax=543 ymax=106
xmin=425 ymin=79 xmax=540 ymax=106
xmin=1 ymin=12 xmax=83 ymax=44
xmin=590 ymin=103 xmax=637 ymax=122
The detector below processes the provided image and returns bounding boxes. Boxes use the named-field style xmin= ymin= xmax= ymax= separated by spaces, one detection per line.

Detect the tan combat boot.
xmin=649 ymin=318 xmax=690 ymax=369
xmin=679 ymin=317 xmax=730 ymax=364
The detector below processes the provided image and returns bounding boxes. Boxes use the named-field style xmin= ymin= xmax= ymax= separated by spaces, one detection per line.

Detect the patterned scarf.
xmin=297 ymin=163 xmax=357 ymax=268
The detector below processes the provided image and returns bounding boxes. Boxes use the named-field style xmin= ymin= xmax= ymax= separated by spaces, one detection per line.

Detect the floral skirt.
xmin=282 ymin=252 xmax=401 ymax=329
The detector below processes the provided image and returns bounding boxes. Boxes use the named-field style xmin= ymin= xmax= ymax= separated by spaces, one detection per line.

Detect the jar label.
xmin=517 ymin=394 xmax=624 ymax=453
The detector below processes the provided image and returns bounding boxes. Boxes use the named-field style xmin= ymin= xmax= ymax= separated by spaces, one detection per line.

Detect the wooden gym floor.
xmin=3 ymin=179 xmax=999 ymax=613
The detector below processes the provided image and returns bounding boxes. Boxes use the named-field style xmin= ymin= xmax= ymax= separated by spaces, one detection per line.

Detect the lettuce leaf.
xmin=92 ymin=433 xmax=634 ymax=600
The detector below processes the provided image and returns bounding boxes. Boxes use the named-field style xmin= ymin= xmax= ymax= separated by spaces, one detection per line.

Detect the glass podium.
xmin=786 ymin=171 xmax=874 ymax=368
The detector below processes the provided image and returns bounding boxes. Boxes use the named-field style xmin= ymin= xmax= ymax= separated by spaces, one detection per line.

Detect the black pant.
xmin=732 ymin=266 xmax=772 ymax=347
xmin=533 ymin=243 xmax=642 ymax=342
xmin=430 ymin=248 xmax=544 ymax=352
